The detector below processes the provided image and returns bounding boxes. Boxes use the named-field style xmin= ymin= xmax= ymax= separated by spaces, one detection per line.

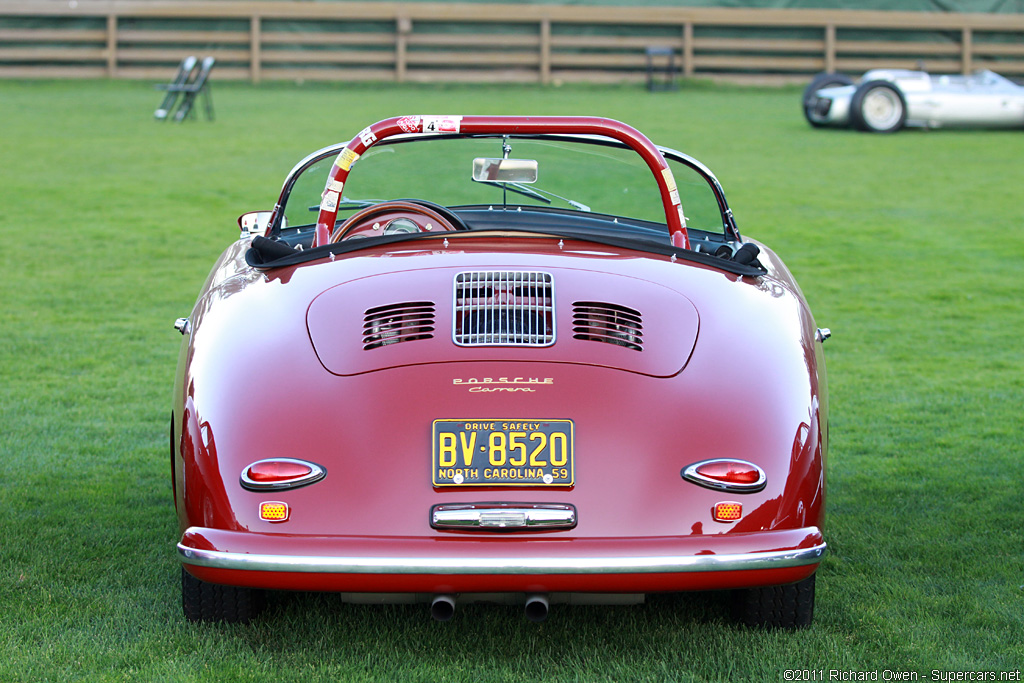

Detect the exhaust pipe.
xmin=430 ymin=594 xmax=456 ymax=622
xmin=524 ymin=594 xmax=549 ymax=623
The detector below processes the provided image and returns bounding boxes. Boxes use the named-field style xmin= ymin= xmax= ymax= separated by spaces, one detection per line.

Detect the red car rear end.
xmin=171 ymin=117 xmax=828 ymax=628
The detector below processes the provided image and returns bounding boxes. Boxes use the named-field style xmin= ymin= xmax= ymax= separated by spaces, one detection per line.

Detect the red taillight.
xmin=241 ymin=458 xmax=326 ymax=491
xmin=681 ymin=459 xmax=766 ymax=493
xmin=696 ymin=461 xmax=760 ymax=485
xmin=248 ymin=460 xmax=312 ymax=482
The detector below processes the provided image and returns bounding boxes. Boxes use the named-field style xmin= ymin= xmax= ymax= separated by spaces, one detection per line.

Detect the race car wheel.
xmin=802 ymin=72 xmax=854 ymax=127
xmin=733 ymin=573 xmax=815 ymax=629
xmin=850 ymin=80 xmax=907 ymax=133
xmin=181 ymin=567 xmax=264 ymax=623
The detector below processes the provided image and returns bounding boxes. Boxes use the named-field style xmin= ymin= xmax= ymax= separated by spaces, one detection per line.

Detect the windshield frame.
xmin=266 ymin=131 xmax=740 ymax=245
xmin=270 ymin=116 xmax=703 ymax=249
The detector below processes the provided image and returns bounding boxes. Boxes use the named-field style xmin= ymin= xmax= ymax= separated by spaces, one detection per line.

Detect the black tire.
xmin=849 ymin=80 xmax=907 ymax=133
xmin=181 ymin=567 xmax=264 ymax=623
xmin=733 ymin=573 xmax=815 ymax=629
xmin=802 ymin=72 xmax=854 ymax=127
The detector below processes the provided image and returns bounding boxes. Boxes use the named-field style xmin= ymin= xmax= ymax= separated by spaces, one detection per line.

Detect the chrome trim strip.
xmin=178 ymin=542 xmax=825 ymax=575
xmin=431 ymin=503 xmax=577 ymax=530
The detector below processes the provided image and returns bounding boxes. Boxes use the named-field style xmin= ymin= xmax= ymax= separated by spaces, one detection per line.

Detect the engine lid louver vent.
xmin=363 ymin=301 xmax=435 ymax=350
xmin=572 ymin=301 xmax=643 ymax=352
xmin=453 ymin=271 xmax=555 ymax=347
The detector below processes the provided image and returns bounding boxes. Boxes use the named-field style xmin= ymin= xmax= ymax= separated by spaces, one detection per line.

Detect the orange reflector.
xmin=713 ymin=502 xmax=742 ymax=523
xmin=259 ymin=501 xmax=289 ymax=522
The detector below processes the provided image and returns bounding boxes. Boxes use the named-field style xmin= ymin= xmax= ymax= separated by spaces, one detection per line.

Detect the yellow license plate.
xmin=432 ymin=419 xmax=574 ymax=487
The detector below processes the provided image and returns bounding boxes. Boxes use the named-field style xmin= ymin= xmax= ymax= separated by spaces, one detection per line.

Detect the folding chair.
xmin=645 ymin=46 xmax=678 ymax=92
xmin=154 ymin=56 xmax=198 ymax=121
xmin=172 ymin=56 xmax=216 ymax=123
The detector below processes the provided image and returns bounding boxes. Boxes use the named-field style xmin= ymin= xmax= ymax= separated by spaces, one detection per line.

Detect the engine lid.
xmin=306 ymin=266 xmax=698 ymax=377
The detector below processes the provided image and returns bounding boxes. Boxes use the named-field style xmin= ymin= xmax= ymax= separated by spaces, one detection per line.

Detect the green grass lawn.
xmin=0 ymin=79 xmax=1021 ymax=682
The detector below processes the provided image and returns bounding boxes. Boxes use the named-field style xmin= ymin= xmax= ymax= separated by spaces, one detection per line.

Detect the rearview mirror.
xmin=238 ymin=211 xmax=273 ymax=235
xmin=472 ymin=158 xmax=538 ymax=184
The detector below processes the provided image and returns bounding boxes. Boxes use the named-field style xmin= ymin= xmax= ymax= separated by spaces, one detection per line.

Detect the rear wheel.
xmin=802 ymin=72 xmax=854 ymax=127
xmin=733 ymin=573 xmax=815 ymax=629
xmin=181 ymin=567 xmax=264 ymax=623
xmin=850 ymin=80 xmax=907 ymax=133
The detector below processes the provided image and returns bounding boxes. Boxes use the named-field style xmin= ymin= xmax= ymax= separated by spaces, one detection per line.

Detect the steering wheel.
xmin=330 ymin=200 xmax=467 ymax=243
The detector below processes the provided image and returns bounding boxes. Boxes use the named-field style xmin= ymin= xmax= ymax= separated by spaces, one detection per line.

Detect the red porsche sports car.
xmin=171 ymin=116 xmax=829 ymax=628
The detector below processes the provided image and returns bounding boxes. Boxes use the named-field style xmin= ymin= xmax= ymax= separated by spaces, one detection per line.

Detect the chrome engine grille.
xmin=453 ymin=271 xmax=555 ymax=347
xmin=572 ymin=301 xmax=643 ymax=351
xmin=363 ymin=301 xmax=436 ymax=350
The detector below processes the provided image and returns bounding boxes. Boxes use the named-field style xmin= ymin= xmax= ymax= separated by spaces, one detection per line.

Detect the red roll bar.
xmin=311 ymin=115 xmax=690 ymax=250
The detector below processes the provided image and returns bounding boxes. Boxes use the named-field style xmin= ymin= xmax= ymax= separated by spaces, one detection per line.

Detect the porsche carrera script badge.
xmin=453 ymin=377 xmax=554 ymax=393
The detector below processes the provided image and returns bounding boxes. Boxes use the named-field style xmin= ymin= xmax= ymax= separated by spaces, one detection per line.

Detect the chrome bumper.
xmin=178 ymin=531 xmax=825 ymax=576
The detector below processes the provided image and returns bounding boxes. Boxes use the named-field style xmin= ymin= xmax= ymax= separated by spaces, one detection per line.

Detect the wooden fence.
xmin=2 ymin=1 xmax=1023 ymax=84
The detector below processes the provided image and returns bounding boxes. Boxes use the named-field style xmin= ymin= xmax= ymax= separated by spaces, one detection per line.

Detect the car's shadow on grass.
xmin=260 ymin=587 xmax=733 ymax=626
xmin=232 ymin=589 xmax=740 ymax=657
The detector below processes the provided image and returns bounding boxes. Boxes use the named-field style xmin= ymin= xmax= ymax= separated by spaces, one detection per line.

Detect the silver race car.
xmin=803 ymin=69 xmax=1024 ymax=133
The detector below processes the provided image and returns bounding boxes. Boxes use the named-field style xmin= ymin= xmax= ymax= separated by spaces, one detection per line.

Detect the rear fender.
xmin=179 ymin=397 xmax=239 ymax=532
